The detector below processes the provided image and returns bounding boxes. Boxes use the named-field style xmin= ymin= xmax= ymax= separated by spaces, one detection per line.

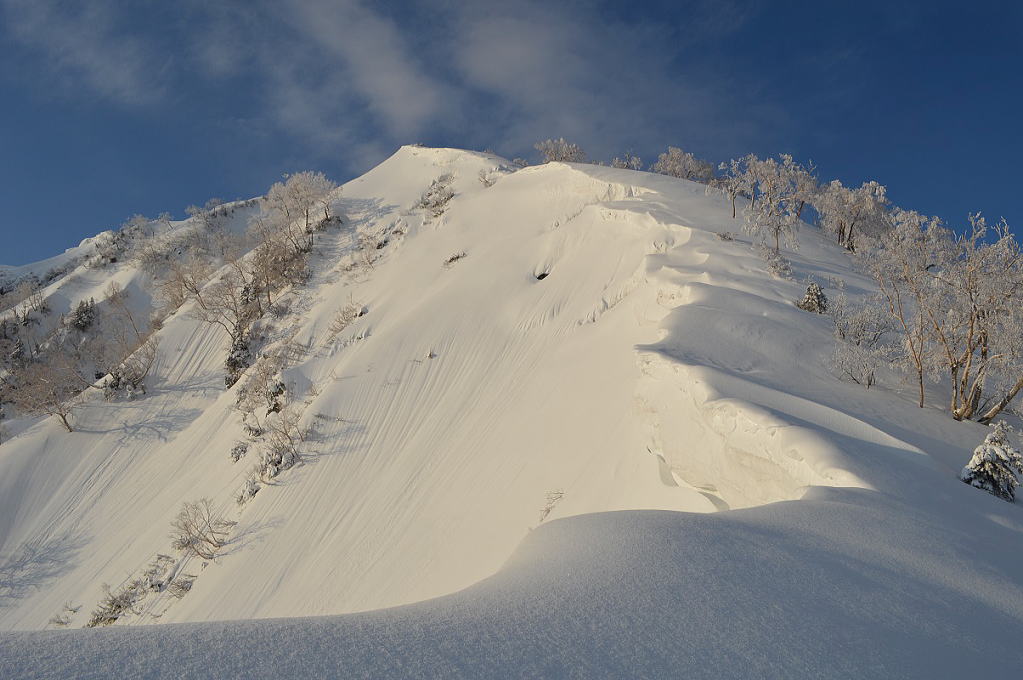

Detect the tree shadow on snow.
xmin=0 ymin=530 xmax=89 ymax=607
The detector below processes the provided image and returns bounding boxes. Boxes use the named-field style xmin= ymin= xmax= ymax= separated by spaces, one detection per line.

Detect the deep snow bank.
xmin=4 ymin=491 xmax=1023 ymax=679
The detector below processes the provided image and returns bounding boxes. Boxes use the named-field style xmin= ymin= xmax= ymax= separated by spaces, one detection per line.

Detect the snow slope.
xmin=2 ymin=146 xmax=1022 ymax=676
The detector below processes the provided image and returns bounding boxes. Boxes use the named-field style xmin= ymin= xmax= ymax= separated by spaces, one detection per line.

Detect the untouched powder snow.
xmin=2 ymin=146 xmax=1023 ymax=677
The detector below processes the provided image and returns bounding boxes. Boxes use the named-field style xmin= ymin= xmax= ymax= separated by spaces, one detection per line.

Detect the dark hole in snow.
xmin=536 ymin=272 xmax=549 ymax=280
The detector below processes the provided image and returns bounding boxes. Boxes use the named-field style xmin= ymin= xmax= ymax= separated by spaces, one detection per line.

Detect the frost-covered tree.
xmin=650 ymin=146 xmax=714 ymax=182
xmin=104 ymin=282 xmax=144 ymax=343
xmin=712 ymin=155 xmax=757 ymax=219
xmin=959 ymin=422 xmax=1023 ymax=501
xmin=743 ymin=154 xmax=807 ymax=254
xmin=611 ymin=151 xmax=643 ymax=171
xmin=170 ymin=498 xmax=235 ymax=559
xmin=783 ymin=155 xmax=818 ymax=221
xmin=289 ymin=171 xmax=338 ymax=230
xmin=187 ymin=270 xmax=261 ymax=387
xmin=829 ymin=293 xmax=896 ymax=388
xmin=849 ymin=208 xmax=1023 ymax=420
xmin=814 ymin=180 xmax=889 ymax=252
xmin=7 ymin=355 xmax=89 ymax=432
xmin=856 ymin=209 xmax=944 ymax=407
xmin=416 ymin=174 xmax=455 ymax=218
xmin=920 ymin=214 xmax=1023 ymax=422
xmin=264 ymin=172 xmax=339 ymax=252
xmin=534 ymin=138 xmax=586 ymax=163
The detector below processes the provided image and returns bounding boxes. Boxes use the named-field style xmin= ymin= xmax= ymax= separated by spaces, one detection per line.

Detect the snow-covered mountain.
xmin=2 ymin=146 xmax=1022 ymax=678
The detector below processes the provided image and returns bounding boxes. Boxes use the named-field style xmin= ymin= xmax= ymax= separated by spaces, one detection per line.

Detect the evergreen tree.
xmin=960 ymin=422 xmax=1023 ymax=502
xmin=796 ymin=283 xmax=828 ymax=314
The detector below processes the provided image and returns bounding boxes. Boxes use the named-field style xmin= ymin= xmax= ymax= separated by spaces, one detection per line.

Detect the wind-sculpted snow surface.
xmin=2 ymin=147 xmax=1023 ymax=676
xmin=4 ymin=495 xmax=1023 ymax=679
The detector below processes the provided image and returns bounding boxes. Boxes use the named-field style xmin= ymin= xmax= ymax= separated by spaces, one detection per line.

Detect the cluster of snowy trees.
xmin=532 ymin=139 xmax=716 ymax=185
xmin=837 ymin=213 xmax=1023 ymax=424
xmin=0 ymin=279 xmax=158 ymax=432
xmin=650 ymin=147 xmax=714 ymax=182
xmin=0 ymin=170 xmax=339 ymax=434
xmin=709 ymin=153 xmax=817 ymax=253
xmin=157 ymin=171 xmax=338 ymax=387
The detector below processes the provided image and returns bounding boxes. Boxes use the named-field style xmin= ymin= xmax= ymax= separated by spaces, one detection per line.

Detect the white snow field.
xmin=2 ymin=146 xmax=1023 ymax=678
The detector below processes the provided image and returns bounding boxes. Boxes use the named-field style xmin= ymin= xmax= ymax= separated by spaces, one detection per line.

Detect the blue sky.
xmin=1 ymin=0 xmax=1020 ymax=265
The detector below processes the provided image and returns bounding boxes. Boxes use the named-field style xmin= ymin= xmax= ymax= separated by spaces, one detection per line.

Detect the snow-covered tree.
xmin=856 ymin=209 xmax=945 ymax=407
xmin=920 ymin=214 xmax=1023 ymax=422
xmin=611 ymin=151 xmax=643 ymax=171
xmin=796 ymin=282 xmax=828 ymax=313
xmin=186 ymin=269 xmax=260 ymax=387
xmin=959 ymin=422 xmax=1023 ymax=501
xmin=170 ymin=498 xmax=235 ymax=559
xmin=813 ymin=180 xmax=889 ymax=251
xmin=829 ymin=293 xmax=896 ymax=388
xmin=67 ymin=298 xmax=96 ymax=332
xmin=7 ymin=355 xmax=89 ymax=432
xmin=712 ymin=155 xmax=757 ymax=219
xmin=650 ymin=146 xmax=714 ymax=182
xmin=534 ymin=138 xmax=586 ymax=163
xmin=416 ymin=174 xmax=455 ymax=218
xmin=743 ymin=154 xmax=804 ymax=254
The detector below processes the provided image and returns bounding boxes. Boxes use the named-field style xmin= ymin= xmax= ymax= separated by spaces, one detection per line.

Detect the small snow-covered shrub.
xmin=255 ymin=405 xmax=304 ymax=482
xmin=167 ymin=575 xmax=195 ymax=599
xmin=236 ymin=475 xmax=261 ymax=505
xmin=416 ymin=174 xmax=455 ymax=218
xmin=756 ymin=244 xmax=792 ymax=278
xmin=230 ymin=441 xmax=249 ymax=462
xmin=102 ymin=336 xmax=159 ymax=400
xmin=225 ymin=334 xmax=252 ymax=388
xmin=48 ymin=613 xmax=71 ymax=627
xmin=960 ymin=422 xmax=1023 ymax=502
xmin=796 ymin=282 xmax=828 ymax=314
xmin=716 ymin=231 xmax=735 ymax=241
xmin=48 ymin=603 xmax=78 ymax=627
xmin=87 ymin=583 xmax=142 ymax=627
xmin=478 ymin=169 xmax=496 ymax=187
xmin=236 ymin=354 xmax=287 ymax=422
xmin=538 ymin=490 xmax=565 ymax=523
xmin=170 ymin=499 xmax=235 ymax=560
xmin=443 ymin=251 xmax=467 ymax=268
xmin=243 ymin=421 xmax=264 ymax=439
xmin=86 ymin=556 xmax=171 ymax=627
xmin=328 ymin=300 xmax=364 ymax=338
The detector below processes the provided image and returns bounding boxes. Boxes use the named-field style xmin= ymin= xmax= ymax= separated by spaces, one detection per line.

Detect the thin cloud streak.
xmin=0 ymin=0 xmax=770 ymax=167
xmin=1 ymin=0 xmax=165 ymax=106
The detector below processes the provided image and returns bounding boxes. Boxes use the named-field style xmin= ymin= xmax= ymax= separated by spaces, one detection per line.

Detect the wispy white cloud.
xmin=0 ymin=0 xmax=772 ymax=167
xmin=0 ymin=0 xmax=165 ymax=105
xmin=280 ymin=0 xmax=452 ymax=139
xmin=447 ymin=1 xmax=760 ymax=159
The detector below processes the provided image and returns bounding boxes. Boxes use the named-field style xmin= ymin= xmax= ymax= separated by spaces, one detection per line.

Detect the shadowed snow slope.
xmin=4 ymin=493 xmax=1023 ymax=679
xmin=2 ymin=146 xmax=1023 ymax=677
